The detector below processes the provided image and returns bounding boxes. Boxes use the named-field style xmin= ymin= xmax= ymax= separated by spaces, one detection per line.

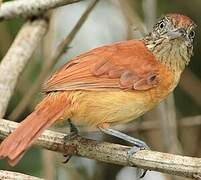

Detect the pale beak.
xmin=166 ymin=28 xmax=186 ymax=40
xmin=166 ymin=28 xmax=192 ymax=47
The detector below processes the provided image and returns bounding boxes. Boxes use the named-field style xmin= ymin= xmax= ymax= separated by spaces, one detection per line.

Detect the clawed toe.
xmin=127 ymin=143 xmax=149 ymax=162
xmin=62 ymin=133 xmax=78 ymax=164
xmin=63 ymin=132 xmax=78 ymax=144
xmin=127 ymin=145 xmax=150 ymax=178
xmin=62 ymin=119 xmax=79 ymax=164
xmin=127 ymin=146 xmax=140 ymax=161
xmin=98 ymin=127 xmax=150 ymax=178
xmin=140 ymin=169 xmax=148 ymax=178
xmin=62 ymin=154 xmax=72 ymax=164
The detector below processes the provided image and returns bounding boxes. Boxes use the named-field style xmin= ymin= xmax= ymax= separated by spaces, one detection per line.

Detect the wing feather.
xmin=43 ymin=40 xmax=160 ymax=92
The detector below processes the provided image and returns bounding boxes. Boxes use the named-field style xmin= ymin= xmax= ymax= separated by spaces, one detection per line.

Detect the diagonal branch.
xmin=0 ymin=170 xmax=43 ymax=180
xmin=0 ymin=0 xmax=83 ymax=22
xmin=0 ymin=119 xmax=200 ymax=179
xmin=0 ymin=18 xmax=48 ymax=118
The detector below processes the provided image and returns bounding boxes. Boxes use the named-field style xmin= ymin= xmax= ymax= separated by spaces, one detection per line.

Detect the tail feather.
xmin=0 ymin=92 xmax=70 ymax=166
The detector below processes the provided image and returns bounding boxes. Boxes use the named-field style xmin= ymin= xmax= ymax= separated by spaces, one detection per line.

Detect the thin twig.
xmin=0 ymin=0 xmax=83 ymax=22
xmin=9 ymin=0 xmax=99 ymax=120
xmin=0 ymin=119 xmax=200 ymax=179
xmin=0 ymin=18 xmax=48 ymax=118
xmin=0 ymin=170 xmax=43 ymax=180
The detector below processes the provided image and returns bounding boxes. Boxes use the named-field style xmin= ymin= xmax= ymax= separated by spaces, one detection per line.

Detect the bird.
xmin=0 ymin=13 xmax=197 ymax=167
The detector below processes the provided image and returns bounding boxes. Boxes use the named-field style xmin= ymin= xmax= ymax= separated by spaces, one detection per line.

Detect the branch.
xmin=0 ymin=119 xmax=200 ymax=179
xmin=0 ymin=170 xmax=43 ymax=180
xmin=9 ymin=0 xmax=99 ymax=120
xmin=0 ymin=0 xmax=83 ymax=22
xmin=0 ymin=18 xmax=48 ymax=117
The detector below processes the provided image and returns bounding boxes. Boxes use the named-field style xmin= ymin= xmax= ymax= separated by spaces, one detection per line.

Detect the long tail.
xmin=0 ymin=92 xmax=70 ymax=166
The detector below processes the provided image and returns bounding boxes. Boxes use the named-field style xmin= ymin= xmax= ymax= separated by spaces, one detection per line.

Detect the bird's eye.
xmin=159 ymin=21 xmax=165 ymax=29
xmin=189 ymin=30 xmax=195 ymax=39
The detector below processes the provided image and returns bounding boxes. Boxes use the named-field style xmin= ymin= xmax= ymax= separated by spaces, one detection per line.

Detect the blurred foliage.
xmin=0 ymin=148 xmax=42 ymax=177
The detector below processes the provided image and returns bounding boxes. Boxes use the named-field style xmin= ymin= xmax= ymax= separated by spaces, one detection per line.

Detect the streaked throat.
xmin=144 ymin=37 xmax=192 ymax=72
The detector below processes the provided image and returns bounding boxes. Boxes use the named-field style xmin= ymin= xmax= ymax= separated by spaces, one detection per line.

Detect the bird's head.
xmin=151 ymin=14 xmax=196 ymax=48
xmin=145 ymin=14 xmax=197 ymax=71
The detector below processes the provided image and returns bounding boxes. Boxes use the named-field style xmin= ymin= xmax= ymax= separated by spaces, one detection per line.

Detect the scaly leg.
xmin=99 ymin=126 xmax=149 ymax=178
xmin=63 ymin=119 xmax=79 ymax=163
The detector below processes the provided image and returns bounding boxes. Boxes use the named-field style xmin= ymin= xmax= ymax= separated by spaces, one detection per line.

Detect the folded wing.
xmin=43 ymin=40 xmax=160 ymax=92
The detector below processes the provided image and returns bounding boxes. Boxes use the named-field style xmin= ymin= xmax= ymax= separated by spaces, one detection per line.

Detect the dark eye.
xmin=159 ymin=21 xmax=165 ymax=29
xmin=189 ymin=30 xmax=195 ymax=39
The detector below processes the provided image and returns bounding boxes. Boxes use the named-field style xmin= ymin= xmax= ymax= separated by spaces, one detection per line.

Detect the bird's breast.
xmin=66 ymin=66 xmax=181 ymax=127
xmin=68 ymin=90 xmax=153 ymax=127
xmin=148 ymin=65 xmax=182 ymax=105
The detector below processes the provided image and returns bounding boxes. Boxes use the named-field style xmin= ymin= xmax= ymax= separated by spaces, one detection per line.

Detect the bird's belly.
xmin=69 ymin=90 xmax=156 ymax=127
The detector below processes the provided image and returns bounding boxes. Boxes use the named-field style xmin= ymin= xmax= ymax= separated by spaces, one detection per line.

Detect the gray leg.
xmin=99 ymin=127 xmax=149 ymax=149
xmin=99 ymin=127 xmax=149 ymax=178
